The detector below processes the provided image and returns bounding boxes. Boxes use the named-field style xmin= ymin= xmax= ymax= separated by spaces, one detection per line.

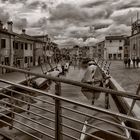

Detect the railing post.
xmin=55 ymin=82 xmax=63 ymax=140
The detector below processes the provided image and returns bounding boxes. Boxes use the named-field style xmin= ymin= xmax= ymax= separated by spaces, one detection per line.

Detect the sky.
xmin=0 ymin=0 xmax=140 ymax=48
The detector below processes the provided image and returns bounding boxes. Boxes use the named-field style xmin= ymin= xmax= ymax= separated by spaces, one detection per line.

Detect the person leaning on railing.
xmin=81 ymin=60 xmax=103 ymax=105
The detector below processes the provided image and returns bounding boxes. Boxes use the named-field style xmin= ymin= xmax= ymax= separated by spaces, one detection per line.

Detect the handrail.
xmin=0 ymin=78 xmax=140 ymax=124
xmin=0 ymin=64 xmax=140 ymax=140
xmin=0 ymin=64 xmax=140 ymax=100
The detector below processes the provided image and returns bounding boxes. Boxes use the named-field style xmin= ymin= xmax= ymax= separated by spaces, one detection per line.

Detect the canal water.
xmin=0 ymin=63 xmax=124 ymax=140
xmin=0 ymin=66 xmax=90 ymax=140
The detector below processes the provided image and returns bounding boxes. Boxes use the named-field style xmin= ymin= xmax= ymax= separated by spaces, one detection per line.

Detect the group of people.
xmin=124 ymin=57 xmax=140 ymax=68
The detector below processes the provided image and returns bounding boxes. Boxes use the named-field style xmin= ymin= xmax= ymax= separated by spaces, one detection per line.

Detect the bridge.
xmin=0 ymin=60 xmax=139 ymax=140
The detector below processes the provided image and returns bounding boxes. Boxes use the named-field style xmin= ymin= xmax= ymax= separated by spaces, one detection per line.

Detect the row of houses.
xmin=0 ymin=20 xmax=60 ymax=74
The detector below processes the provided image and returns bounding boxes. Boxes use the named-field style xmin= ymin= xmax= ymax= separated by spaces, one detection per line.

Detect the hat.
xmin=88 ymin=61 xmax=96 ymax=65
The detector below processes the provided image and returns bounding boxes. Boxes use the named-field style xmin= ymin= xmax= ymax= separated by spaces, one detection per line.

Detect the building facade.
xmin=0 ymin=21 xmax=15 ymax=73
xmin=96 ymin=41 xmax=105 ymax=59
xmin=104 ymin=36 xmax=126 ymax=60
xmin=0 ymin=20 xmax=58 ymax=74
xmin=129 ymin=19 xmax=140 ymax=59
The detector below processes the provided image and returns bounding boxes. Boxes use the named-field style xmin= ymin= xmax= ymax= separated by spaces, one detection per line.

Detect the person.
xmin=124 ymin=57 xmax=128 ymax=68
xmin=61 ymin=59 xmax=65 ymax=75
xmin=81 ymin=60 xmax=103 ymax=105
xmin=136 ymin=57 xmax=139 ymax=68
xmin=128 ymin=58 xmax=131 ymax=68
xmin=132 ymin=57 xmax=136 ymax=68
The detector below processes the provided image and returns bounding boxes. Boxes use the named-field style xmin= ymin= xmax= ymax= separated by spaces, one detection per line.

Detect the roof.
xmin=105 ymin=35 xmax=126 ymax=40
xmin=0 ymin=28 xmax=16 ymax=36
xmin=129 ymin=31 xmax=140 ymax=38
xmin=33 ymin=34 xmax=48 ymax=38
xmin=0 ymin=28 xmax=46 ymax=43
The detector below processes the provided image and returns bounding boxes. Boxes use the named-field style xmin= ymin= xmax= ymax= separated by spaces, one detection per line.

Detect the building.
xmin=104 ymin=35 xmax=127 ymax=60
xmin=96 ymin=41 xmax=105 ymax=59
xmin=13 ymin=29 xmax=34 ymax=68
xmin=0 ymin=21 xmax=15 ymax=73
xmin=0 ymin=20 xmax=57 ymax=74
xmin=124 ymin=37 xmax=130 ymax=58
xmin=129 ymin=19 xmax=140 ymax=59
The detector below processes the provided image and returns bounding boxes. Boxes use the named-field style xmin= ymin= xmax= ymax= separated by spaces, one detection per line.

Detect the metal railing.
xmin=0 ymin=64 xmax=139 ymax=140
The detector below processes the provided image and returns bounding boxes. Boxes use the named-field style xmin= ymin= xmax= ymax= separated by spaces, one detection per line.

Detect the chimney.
xmin=7 ymin=21 xmax=13 ymax=32
xmin=22 ymin=29 xmax=26 ymax=34
xmin=0 ymin=21 xmax=3 ymax=29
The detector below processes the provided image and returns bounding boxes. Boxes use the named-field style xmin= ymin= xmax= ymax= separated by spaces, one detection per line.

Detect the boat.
xmin=30 ymin=69 xmax=60 ymax=89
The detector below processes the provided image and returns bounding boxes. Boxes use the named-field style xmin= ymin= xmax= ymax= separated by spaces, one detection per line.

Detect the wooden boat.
xmin=30 ymin=69 xmax=60 ymax=89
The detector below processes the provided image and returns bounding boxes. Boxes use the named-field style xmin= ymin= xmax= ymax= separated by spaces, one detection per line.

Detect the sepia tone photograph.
xmin=0 ymin=0 xmax=140 ymax=140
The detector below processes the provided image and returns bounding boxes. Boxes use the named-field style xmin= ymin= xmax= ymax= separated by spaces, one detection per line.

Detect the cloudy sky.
xmin=0 ymin=0 xmax=140 ymax=47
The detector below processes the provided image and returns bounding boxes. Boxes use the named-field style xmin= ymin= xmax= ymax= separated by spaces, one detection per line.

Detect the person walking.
xmin=124 ymin=57 xmax=128 ymax=68
xmin=128 ymin=58 xmax=131 ymax=68
xmin=132 ymin=57 xmax=136 ymax=68
xmin=136 ymin=57 xmax=140 ymax=68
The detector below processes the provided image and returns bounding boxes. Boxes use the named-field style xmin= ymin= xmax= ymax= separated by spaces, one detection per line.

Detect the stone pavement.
xmin=110 ymin=61 xmax=140 ymax=93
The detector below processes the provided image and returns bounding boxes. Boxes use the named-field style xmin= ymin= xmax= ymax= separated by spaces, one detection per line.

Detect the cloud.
xmin=0 ymin=7 xmax=10 ymax=23
xmin=14 ymin=18 xmax=28 ymax=30
xmin=95 ymin=23 xmax=131 ymax=41
xmin=113 ymin=0 xmax=140 ymax=10
xmin=49 ymin=3 xmax=87 ymax=22
xmin=2 ymin=0 xmax=27 ymax=4
xmin=0 ymin=0 xmax=140 ymax=47
xmin=110 ymin=8 xmax=140 ymax=25
xmin=82 ymin=0 xmax=109 ymax=8
xmin=26 ymin=1 xmax=48 ymax=11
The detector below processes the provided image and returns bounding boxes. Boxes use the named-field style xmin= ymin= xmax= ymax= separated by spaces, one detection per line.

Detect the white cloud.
xmin=0 ymin=0 xmax=140 ymax=47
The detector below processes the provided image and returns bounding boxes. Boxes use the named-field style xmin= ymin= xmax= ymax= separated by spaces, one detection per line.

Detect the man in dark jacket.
xmin=132 ymin=57 xmax=136 ymax=68
xmin=136 ymin=57 xmax=140 ymax=68
xmin=128 ymin=58 xmax=131 ymax=68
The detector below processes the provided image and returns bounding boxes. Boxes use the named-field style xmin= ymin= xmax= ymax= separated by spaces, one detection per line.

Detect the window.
xmin=30 ymin=57 xmax=33 ymax=62
xmin=109 ymin=54 xmax=112 ymax=59
xmin=133 ymin=44 xmax=136 ymax=50
xmin=5 ymin=57 xmax=9 ymax=65
xmin=25 ymin=57 xmax=28 ymax=63
xmin=110 ymin=40 xmax=112 ymax=43
xmin=15 ymin=43 xmax=18 ymax=49
xmin=1 ymin=39 xmax=6 ymax=48
xmin=119 ymin=46 xmax=123 ymax=50
xmin=30 ymin=44 xmax=32 ymax=50
xmin=119 ymin=40 xmax=122 ymax=42
xmin=118 ymin=53 xmax=122 ymax=59
xmin=118 ymin=53 xmax=121 ymax=57
xmin=21 ymin=43 xmax=23 ymax=50
xmin=25 ymin=43 xmax=28 ymax=50
xmin=13 ymin=41 xmax=15 ymax=49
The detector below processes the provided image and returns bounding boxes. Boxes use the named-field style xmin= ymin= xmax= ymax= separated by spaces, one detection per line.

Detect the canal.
xmin=0 ymin=66 xmax=90 ymax=140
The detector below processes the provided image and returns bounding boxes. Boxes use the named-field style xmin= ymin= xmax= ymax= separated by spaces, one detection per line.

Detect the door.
xmin=113 ymin=54 xmax=116 ymax=60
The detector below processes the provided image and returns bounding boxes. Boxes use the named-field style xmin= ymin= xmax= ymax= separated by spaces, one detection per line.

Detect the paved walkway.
xmin=110 ymin=61 xmax=140 ymax=94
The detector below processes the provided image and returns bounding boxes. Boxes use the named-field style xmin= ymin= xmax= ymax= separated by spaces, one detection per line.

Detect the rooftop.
xmin=105 ymin=35 xmax=127 ymax=40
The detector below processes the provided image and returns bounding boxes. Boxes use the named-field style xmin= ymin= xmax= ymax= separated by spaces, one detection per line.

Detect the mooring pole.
xmin=55 ymin=82 xmax=63 ymax=140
